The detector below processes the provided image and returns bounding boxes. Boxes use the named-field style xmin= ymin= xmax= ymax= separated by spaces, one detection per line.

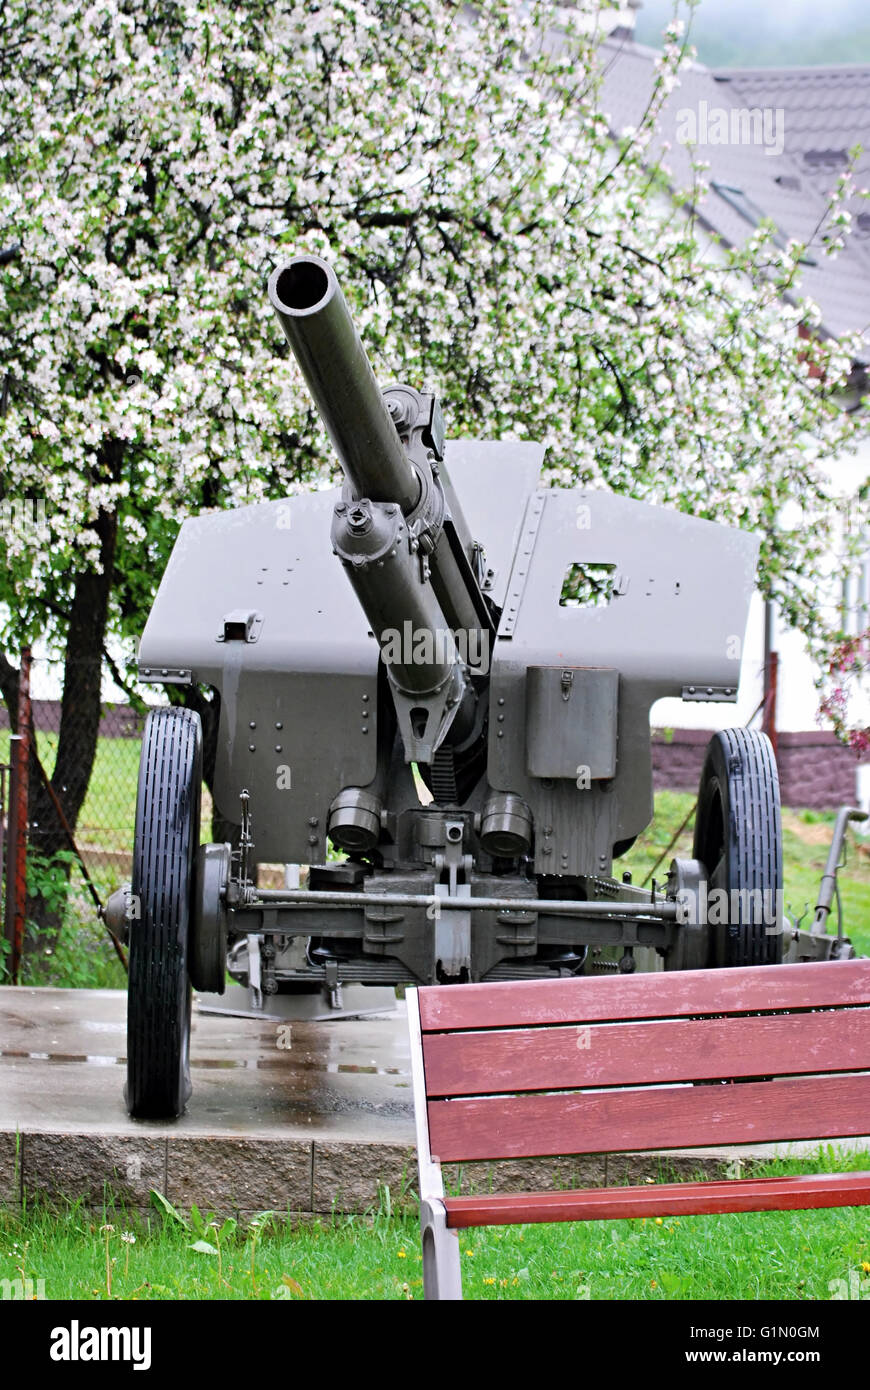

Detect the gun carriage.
xmin=116 ymin=255 xmax=860 ymax=1118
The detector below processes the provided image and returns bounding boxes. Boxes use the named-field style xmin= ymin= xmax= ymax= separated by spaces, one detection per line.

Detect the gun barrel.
xmin=268 ymin=256 xmax=420 ymax=513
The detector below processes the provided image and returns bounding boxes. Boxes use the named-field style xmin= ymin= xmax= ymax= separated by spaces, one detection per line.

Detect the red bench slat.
xmin=422 ymin=1007 xmax=870 ymax=1096
xmin=443 ymin=1170 xmax=870 ymax=1228
xmin=418 ymin=959 xmax=870 ymax=1032
xmin=427 ymin=1072 xmax=870 ymax=1161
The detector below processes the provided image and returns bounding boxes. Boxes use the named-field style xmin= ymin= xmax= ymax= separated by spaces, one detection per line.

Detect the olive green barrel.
xmin=267 ymin=255 xmax=420 ymax=513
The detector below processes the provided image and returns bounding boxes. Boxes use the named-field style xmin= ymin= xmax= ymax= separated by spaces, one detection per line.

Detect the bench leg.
xmin=421 ymin=1198 xmax=463 ymax=1301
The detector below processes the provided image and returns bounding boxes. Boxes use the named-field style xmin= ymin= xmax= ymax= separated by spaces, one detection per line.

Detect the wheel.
xmin=189 ymin=842 xmax=230 ymax=994
xmin=126 ymin=707 xmax=202 ymax=1118
xmin=693 ymin=728 xmax=782 ymax=967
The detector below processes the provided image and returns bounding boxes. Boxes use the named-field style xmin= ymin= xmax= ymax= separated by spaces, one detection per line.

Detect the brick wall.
xmin=0 ymin=699 xmax=145 ymax=738
xmin=652 ymin=728 xmax=868 ymax=811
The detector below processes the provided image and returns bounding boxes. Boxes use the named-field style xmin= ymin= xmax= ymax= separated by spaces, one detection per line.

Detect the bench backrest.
xmin=413 ymin=960 xmax=870 ymax=1163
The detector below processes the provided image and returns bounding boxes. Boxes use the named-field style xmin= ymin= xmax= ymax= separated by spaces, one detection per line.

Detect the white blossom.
xmin=0 ymin=0 xmax=865 ymax=682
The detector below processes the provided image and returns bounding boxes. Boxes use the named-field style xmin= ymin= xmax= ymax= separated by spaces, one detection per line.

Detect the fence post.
xmin=7 ymin=649 xmax=31 ymax=983
xmin=0 ymin=761 xmax=7 ymax=977
xmin=3 ymin=740 xmax=19 ymax=979
xmin=762 ymin=601 xmax=779 ymax=762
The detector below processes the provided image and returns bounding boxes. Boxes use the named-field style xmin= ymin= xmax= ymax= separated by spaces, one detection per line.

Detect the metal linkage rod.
xmin=245 ymin=888 xmax=678 ymax=920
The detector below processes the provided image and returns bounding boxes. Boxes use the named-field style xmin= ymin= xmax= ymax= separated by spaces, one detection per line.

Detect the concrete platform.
xmin=1 ymin=986 xmax=868 ymax=1218
xmin=0 ymin=986 xmax=419 ymax=1217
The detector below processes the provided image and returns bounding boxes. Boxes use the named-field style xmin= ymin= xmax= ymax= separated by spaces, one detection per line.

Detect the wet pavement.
xmin=0 ymin=986 xmax=413 ymax=1142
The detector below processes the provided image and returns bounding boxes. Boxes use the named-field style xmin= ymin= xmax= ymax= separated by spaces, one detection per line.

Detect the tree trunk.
xmin=49 ymin=506 xmax=119 ymax=841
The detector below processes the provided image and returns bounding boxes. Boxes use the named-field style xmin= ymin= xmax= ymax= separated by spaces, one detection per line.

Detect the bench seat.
xmin=408 ymin=959 xmax=870 ymax=1299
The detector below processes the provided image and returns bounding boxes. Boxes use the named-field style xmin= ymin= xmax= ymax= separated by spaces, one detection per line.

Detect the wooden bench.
xmin=407 ymin=959 xmax=870 ymax=1299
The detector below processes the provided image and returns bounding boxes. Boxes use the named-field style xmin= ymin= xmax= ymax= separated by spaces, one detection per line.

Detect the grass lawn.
xmin=0 ymin=728 xmax=143 ymax=858
xmin=2 ymin=1152 xmax=869 ymax=1301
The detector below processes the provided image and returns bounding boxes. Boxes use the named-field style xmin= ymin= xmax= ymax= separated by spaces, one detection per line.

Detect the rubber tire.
xmin=127 ymin=708 xmax=202 ymax=1118
xmin=693 ymin=728 xmax=783 ymax=967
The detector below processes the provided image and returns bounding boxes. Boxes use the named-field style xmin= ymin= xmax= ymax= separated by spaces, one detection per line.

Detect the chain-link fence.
xmin=0 ymin=652 xmax=162 ymax=986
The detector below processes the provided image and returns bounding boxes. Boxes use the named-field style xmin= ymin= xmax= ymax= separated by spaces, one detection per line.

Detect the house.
xmin=592 ymin=24 xmax=870 ymax=810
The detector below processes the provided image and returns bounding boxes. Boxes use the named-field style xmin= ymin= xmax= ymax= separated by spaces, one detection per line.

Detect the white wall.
xmin=652 ymin=432 xmax=870 ymax=735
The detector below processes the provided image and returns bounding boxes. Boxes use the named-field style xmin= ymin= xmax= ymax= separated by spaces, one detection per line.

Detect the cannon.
xmin=119 ymin=254 xmax=857 ymax=1118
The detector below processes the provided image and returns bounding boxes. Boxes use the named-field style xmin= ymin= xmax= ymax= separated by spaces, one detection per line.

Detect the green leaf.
xmin=149 ymin=1190 xmax=188 ymax=1229
xmin=660 ymin=1270 xmax=690 ymax=1295
xmin=188 ymin=1240 xmax=219 ymax=1256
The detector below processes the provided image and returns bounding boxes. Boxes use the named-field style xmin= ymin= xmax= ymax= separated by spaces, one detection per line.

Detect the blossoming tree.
xmin=0 ymin=0 xmax=867 ymax=873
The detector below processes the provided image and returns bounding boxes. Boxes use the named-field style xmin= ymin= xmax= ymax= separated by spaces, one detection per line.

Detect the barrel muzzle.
xmin=268 ymin=256 xmax=420 ymax=513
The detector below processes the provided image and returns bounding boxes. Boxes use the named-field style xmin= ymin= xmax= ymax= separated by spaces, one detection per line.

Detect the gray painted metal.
xmin=245 ymin=887 xmax=679 ymax=918
xmin=267 ymin=254 xmax=499 ymax=767
xmin=133 ymin=259 xmax=770 ymax=994
xmin=138 ymin=445 xmax=540 ymax=864
xmin=268 ymin=257 xmax=420 ymax=511
xmin=488 ymin=488 xmax=757 ymax=875
xmin=190 ymin=842 xmax=230 ymax=993
xmin=526 ymin=665 xmax=619 ymax=779
xmin=812 ymin=808 xmax=869 ymax=937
